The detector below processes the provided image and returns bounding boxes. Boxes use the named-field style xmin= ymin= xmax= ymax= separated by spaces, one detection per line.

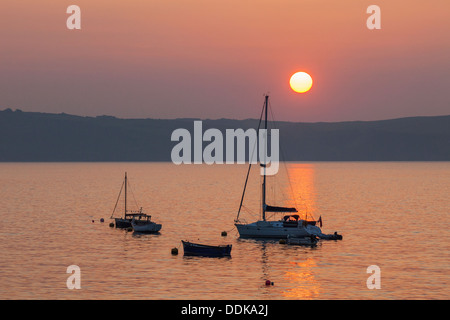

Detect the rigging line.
xmin=269 ymin=102 xmax=315 ymax=221
xmin=126 ymin=176 xmax=140 ymax=210
xmin=236 ymin=99 xmax=265 ymax=221
xmin=266 ymin=100 xmax=283 ymax=206
xmin=260 ymin=98 xmax=294 ymax=216
xmin=241 ymin=205 xmax=260 ymax=221
xmin=224 ymin=225 xmax=236 ymax=233
xmin=241 ymin=205 xmax=257 ymax=215
xmin=268 ymin=99 xmax=303 ymax=213
xmin=110 ymin=180 xmax=124 ymax=218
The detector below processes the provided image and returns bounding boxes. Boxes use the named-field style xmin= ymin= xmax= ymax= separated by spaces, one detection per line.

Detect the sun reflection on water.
xmin=279 ymin=163 xmax=318 ymax=221
xmin=282 ymin=258 xmax=320 ymax=299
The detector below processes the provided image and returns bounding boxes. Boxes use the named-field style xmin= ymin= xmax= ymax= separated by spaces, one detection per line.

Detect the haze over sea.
xmin=0 ymin=162 xmax=448 ymax=300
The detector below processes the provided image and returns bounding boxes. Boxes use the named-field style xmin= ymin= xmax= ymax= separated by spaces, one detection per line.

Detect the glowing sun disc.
xmin=290 ymin=72 xmax=313 ymax=93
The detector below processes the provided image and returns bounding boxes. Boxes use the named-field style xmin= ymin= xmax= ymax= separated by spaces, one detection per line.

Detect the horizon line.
xmin=1 ymin=107 xmax=449 ymax=125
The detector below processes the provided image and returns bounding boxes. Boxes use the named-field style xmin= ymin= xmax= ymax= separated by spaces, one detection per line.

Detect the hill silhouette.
xmin=0 ymin=108 xmax=449 ymax=161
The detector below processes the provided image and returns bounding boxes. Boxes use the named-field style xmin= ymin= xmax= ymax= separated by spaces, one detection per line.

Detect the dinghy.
xmin=286 ymin=234 xmax=319 ymax=246
xmin=182 ymin=240 xmax=232 ymax=257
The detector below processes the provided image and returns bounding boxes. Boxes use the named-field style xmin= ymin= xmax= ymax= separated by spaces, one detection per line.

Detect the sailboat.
xmin=234 ymin=95 xmax=324 ymax=239
xmin=110 ymin=172 xmax=161 ymax=232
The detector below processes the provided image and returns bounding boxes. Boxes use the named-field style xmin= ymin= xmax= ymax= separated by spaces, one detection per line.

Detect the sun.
xmin=289 ymin=72 xmax=313 ymax=93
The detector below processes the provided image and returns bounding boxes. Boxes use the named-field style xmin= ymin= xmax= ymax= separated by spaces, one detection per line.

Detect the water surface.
xmin=0 ymin=162 xmax=448 ymax=299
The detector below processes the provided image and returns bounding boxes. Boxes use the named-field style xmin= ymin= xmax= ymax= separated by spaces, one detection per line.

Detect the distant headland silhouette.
xmin=1 ymin=108 xmax=449 ymax=161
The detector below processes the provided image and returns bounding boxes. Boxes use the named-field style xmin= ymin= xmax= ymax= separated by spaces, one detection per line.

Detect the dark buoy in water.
xmin=92 ymin=220 xmax=95 ymax=223
xmin=109 ymin=222 xmax=114 ymax=228
xmin=171 ymin=247 xmax=179 ymax=255
xmin=265 ymin=280 xmax=274 ymax=286
xmin=100 ymin=218 xmax=105 ymax=223
xmin=221 ymin=231 xmax=227 ymax=237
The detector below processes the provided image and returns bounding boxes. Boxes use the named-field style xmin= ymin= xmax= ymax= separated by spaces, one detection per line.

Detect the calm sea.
xmin=0 ymin=162 xmax=448 ymax=300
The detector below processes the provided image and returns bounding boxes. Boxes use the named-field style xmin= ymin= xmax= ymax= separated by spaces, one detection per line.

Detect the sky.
xmin=0 ymin=0 xmax=449 ymax=122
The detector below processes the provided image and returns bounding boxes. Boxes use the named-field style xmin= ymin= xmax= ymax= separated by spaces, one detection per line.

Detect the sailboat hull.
xmin=235 ymin=221 xmax=322 ymax=239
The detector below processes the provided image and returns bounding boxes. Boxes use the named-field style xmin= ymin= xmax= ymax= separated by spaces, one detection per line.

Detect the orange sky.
xmin=0 ymin=0 xmax=449 ymax=121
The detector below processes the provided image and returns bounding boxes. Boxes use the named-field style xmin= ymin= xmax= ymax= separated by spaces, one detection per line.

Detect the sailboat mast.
xmin=262 ymin=95 xmax=268 ymax=221
xmin=124 ymin=172 xmax=127 ymax=215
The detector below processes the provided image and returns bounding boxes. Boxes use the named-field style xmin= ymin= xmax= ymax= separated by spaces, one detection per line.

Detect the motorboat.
xmin=131 ymin=214 xmax=162 ymax=233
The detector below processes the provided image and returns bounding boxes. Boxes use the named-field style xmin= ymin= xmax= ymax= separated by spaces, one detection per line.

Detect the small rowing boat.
xmin=181 ymin=240 xmax=232 ymax=257
xmin=286 ymin=234 xmax=319 ymax=246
